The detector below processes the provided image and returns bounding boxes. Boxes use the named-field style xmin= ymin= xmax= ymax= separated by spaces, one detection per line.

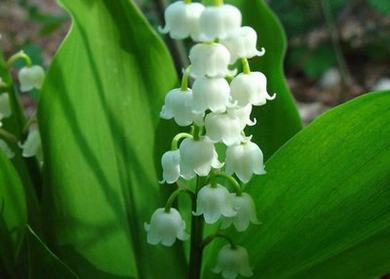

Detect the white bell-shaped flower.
xmin=160 ymin=150 xmax=181 ymax=184
xmin=189 ymin=43 xmax=231 ymax=78
xmin=20 ymin=128 xmax=41 ymax=158
xmin=199 ymin=4 xmax=242 ymax=41
xmin=179 ymin=137 xmax=222 ymax=179
xmin=144 ymin=208 xmax=188 ymax=246
xmin=213 ymin=244 xmax=253 ymax=279
xmin=193 ymin=184 xmax=236 ymax=224
xmin=225 ymin=140 xmax=265 ymax=183
xmin=18 ymin=65 xmax=45 ymax=92
xmin=160 ymin=88 xmax=201 ymax=127
xmin=221 ymin=193 xmax=260 ymax=232
xmin=0 ymin=93 xmax=11 ymax=126
xmin=192 ymin=77 xmax=230 ymax=113
xmin=0 ymin=139 xmax=14 ymax=159
xmin=230 ymin=72 xmax=276 ymax=107
xmin=159 ymin=1 xmax=205 ymax=40
xmin=221 ymin=26 xmax=265 ymax=64
xmin=227 ymin=105 xmax=256 ymax=130
xmin=205 ymin=112 xmax=242 ymax=145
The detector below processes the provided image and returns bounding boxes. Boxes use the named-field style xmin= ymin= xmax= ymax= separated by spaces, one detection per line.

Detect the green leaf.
xmin=27 ymin=225 xmax=79 ymax=279
xmin=38 ymin=0 xmax=185 ymax=278
xmin=226 ymin=0 xmax=303 ymax=159
xmin=204 ymin=91 xmax=390 ymax=278
xmin=0 ymin=151 xmax=27 ymax=274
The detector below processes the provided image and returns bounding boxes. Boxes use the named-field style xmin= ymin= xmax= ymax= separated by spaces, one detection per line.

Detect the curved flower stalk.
xmin=146 ymin=1 xmax=276 ymax=278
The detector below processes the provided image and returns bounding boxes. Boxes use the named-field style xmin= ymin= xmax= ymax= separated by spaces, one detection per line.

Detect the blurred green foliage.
xmin=268 ymin=0 xmax=389 ymax=80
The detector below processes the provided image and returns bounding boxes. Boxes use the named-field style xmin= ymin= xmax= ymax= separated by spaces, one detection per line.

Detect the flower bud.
xmin=199 ymin=4 xmax=242 ymax=41
xmin=159 ymin=1 xmax=205 ymax=40
xmin=179 ymin=137 xmax=222 ymax=179
xmin=19 ymin=128 xmax=41 ymax=158
xmin=221 ymin=193 xmax=260 ymax=232
xmin=192 ymin=77 xmax=230 ymax=113
xmin=0 ymin=139 xmax=14 ymax=159
xmin=221 ymin=26 xmax=265 ymax=64
xmin=160 ymin=88 xmax=202 ymax=127
xmin=225 ymin=140 xmax=265 ymax=183
xmin=205 ymin=112 xmax=242 ymax=145
xmin=213 ymin=244 xmax=253 ymax=279
xmin=227 ymin=105 xmax=256 ymax=130
xmin=161 ymin=150 xmax=181 ymax=184
xmin=144 ymin=208 xmax=189 ymax=246
xmin=0 ymin=93 xmax=11 ymax=126
xmin=230 ymin=72 xmax=275 ymax=107
xmin=189 ymin=43 xmax=231 ymax=78
xmin=18 ymin=65 xmax=45 ymax=92
xmin=193 ymin=184 xmax=236 ymax=224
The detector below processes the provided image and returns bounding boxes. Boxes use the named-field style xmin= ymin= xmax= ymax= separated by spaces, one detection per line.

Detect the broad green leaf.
xmin=226 ymin=0 xmax=303 ymax=159
xmin=204 ymin=91 xmax=390 ymax=278
xmin=0 ymin=151 xmax=27 ymax=274
xmin=27 ymin=226 xmax=79 ymax=279
xmin=38 ymin=0 xmax=185 ymax=278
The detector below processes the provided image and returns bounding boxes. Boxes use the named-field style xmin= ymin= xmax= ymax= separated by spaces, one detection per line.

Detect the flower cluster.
xmin=145 ymin=1 xmax=275 ymax=278
xmin=0 ymin=53 xmax=44 ymax=160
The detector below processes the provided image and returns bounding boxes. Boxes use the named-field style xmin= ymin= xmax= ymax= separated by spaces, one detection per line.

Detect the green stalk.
xmin=214 ymin=0 xmax=224 ymax=6
xmin=201 ymin=232 xmax=236 ymax=249
xmin=241 ymin=58 xmax=251 ymax=74
xmin=188 ymin=176 xmax=204 ymax=279
xmin=6 ymin=50 xmax=32 ymax=68
xmin=181 ymin=66 xmax=192 ymax=91
xmin=0 ymin=128 xmax=18 ymax=144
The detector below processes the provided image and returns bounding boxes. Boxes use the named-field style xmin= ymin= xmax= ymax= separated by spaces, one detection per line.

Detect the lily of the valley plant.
xmin=1 ymin=0 xmax=388 ymax=278
xmin=146 ymin=0 xmax=274 ymax=278
xmin=0 ymin=51 xmax=43 ymax=161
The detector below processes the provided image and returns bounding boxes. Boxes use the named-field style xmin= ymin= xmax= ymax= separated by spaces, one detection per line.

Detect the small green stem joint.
xmin=214 ymin=0 xmax=224 ymax=6
xmin=192 ymin=125 xmax=203 ymax=141
xmin=183 ymin=0 xmax=192 ymax=4
xmin=241 ymin=58 xmax=251 ymax=74
xmin=7 ymin=50 xmax=32 ymax=68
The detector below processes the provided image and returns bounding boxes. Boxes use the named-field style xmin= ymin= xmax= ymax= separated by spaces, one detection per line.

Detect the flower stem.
xmin=201 ymin=232 xmax=236 ymax=250
xmin=0 ymin=128 xmax=18 ymax=144
xmin=23 ymin=112 xmax=37 ymax=134
xmin=171 ymin=132 xmax=193 ymax=150
xmin=241 ymin=58 xmax=251 ymax=74
xmin=192 ymin=125 xmax=202 ymax=140
xmin=211 ymin=173 xmax=242 ymax=195
xmin=181 ymin=66 xmax=192 ymax=91
xmin=189 ymin=176 xmax=205 ymax=279
xmin=184 ymin=0 xmax=192 ymax=4
xmin=7 ymin=50 xmax=32 ymax=68
xmin=164 ymin=188 xmax=195 ymax=212
xmin=214 ymin=0 xmax=224 ymax=6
